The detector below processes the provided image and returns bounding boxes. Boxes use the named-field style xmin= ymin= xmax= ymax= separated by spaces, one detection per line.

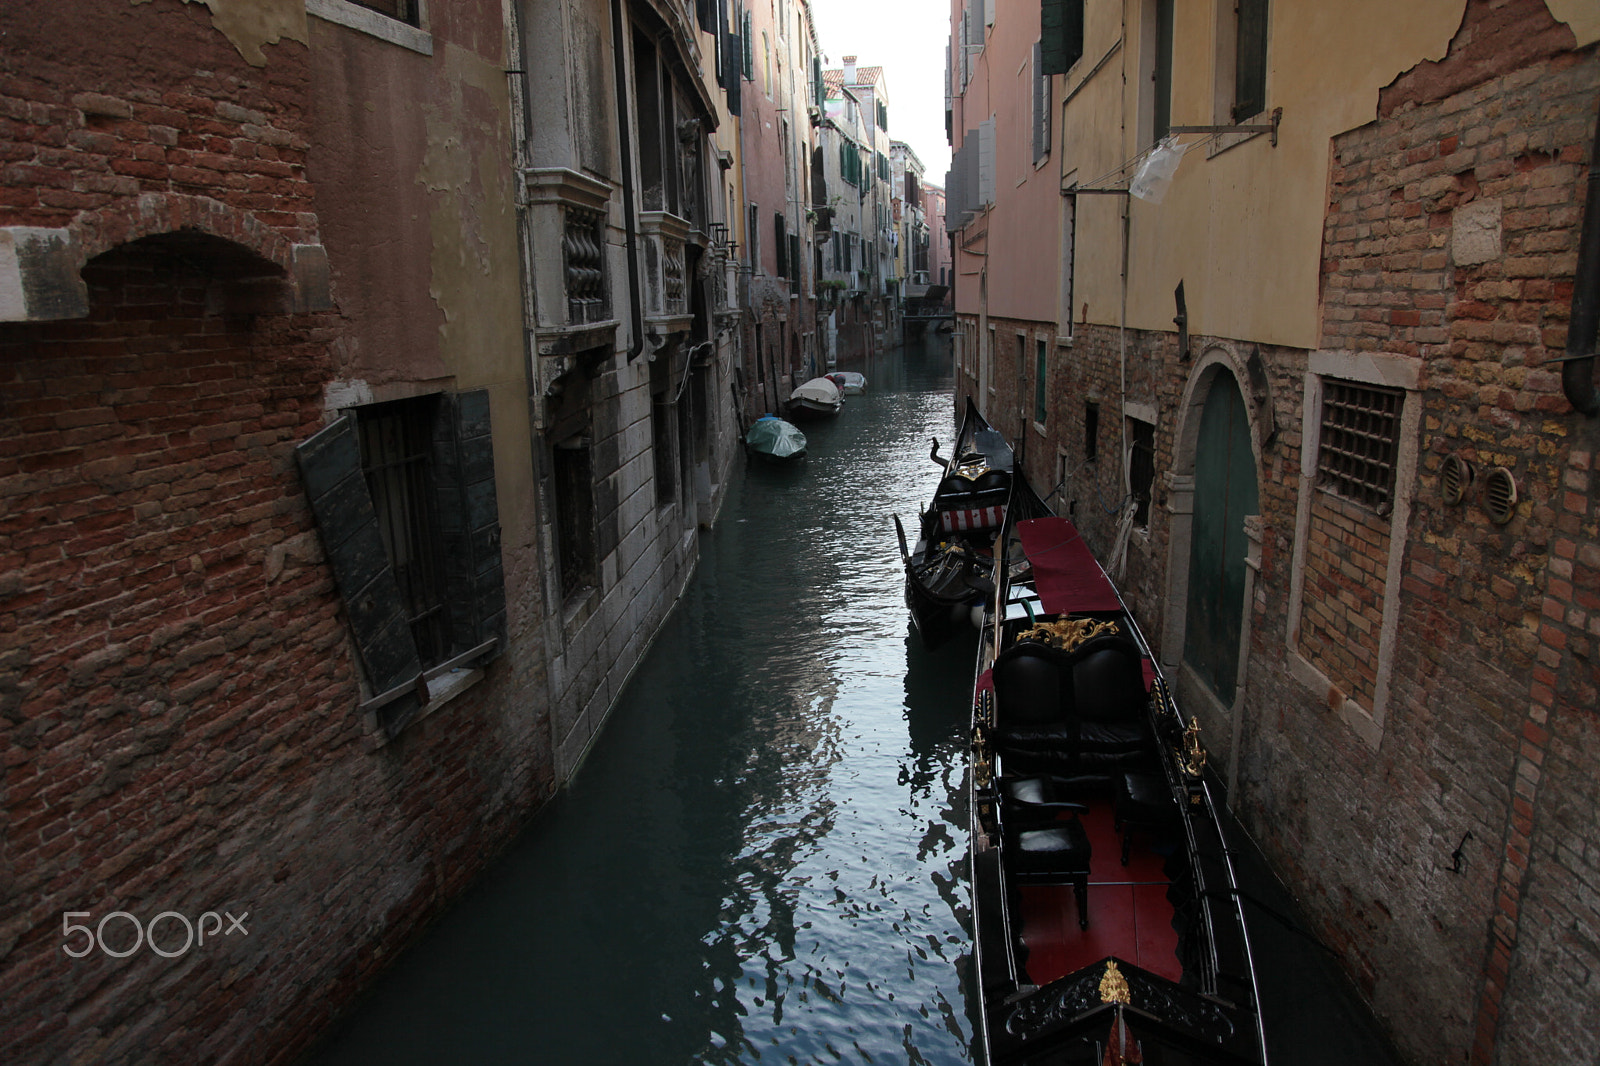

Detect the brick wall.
xmin=1298 ymin=492 xmax=1390 ymax=712
xmin=964 ymin=4 xmax=1599 ymax=1062
xmin=0 ymin=2 xmax=561 ymax=1062
xmin=1276 ymin=4 xmax=1598 ymax=1061
xmin=0 ymin=0 xmax=316 ymax=245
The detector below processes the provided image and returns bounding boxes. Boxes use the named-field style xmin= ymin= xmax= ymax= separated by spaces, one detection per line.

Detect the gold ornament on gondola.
xmin=1099 ymin=959 xmax=1131 ymax=1005
xmin=1017 ymin=617 xmax=1119 ymax=652
xmin=1180 ymin=717 xmax=1207 ymax=778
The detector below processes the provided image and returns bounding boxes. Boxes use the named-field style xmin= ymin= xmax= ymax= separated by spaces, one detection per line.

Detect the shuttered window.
xmin=295 ymin=390 xmax=505 ymax=738
xmin=1032 ymin=41 xmax=1052 ymax=164
xmin=1039 ymin=0 xmax=1083 ymax=76
xmin=1234 ymin=0 xmax=1268 ymax=121
xmin=1152 ymin=0 xmax=1174 ymax=142
xmin=724 ymin=0 xmax=742 ymax=115
xmin=741 ymin=8 xmax=753 ymax=79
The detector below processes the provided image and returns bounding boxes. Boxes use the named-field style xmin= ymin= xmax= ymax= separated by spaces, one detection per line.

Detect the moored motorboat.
xmin=967 ymin=470 xmax=1268 ymax=1065
xmin=827 ymin=371 xmax=866 ymax=395
xmin=785 ymin=375 xmax=844 ymax=419
xmin=893 ymin=398 xmax=1012 ymax=648
xmin=743 ymin=414 xmax=807 ymax=463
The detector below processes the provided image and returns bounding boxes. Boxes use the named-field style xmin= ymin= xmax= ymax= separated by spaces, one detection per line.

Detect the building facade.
xmin=0 ymin=0 xmax=745 ymax=1060
xmin=946 ymin=1 xmax=1600 ymax=1063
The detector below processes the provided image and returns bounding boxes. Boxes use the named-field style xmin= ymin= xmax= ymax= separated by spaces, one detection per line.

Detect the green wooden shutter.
xmin=1233 ymin=0 xmax=1268 ymax=121
xmin=431 ymin=389 xmax=506 ymax=661
xmin=725 ymin=26 xmax=742 ymax=114
xmin=1040 ymin=0 xmax=1084 ymax=75
xmin=296 ymin=416 xmax=423 ymax=735
xmin=812 ymin=56 xmax=824 ymax=109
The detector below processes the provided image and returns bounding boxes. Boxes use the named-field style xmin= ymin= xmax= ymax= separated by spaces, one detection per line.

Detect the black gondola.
xmin=894 ymin=398 xmax=1014 ymax=648
xmin=967 ymin=468 xmax=1269 ymax=1066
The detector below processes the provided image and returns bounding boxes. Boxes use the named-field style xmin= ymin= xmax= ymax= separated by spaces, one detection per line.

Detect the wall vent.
xmin=1440 ymin=454 xmax=1474 ymax=506
xmin=1484 ymin=466 xmax=1518 ymax=525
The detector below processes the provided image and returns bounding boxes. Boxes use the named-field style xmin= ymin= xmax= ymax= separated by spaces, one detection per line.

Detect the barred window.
xmin=1317 ymin=379 xmax=1402 ymax=514
xmin=358 ymin=396 xmax=449 ymax=668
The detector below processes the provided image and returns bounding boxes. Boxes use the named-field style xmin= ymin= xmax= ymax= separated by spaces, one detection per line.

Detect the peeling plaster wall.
xmin=130 ymin=0 xmax=308 ymax=67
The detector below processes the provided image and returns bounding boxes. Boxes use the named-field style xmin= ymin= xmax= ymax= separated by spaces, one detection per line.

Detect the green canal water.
xmin=307 ymin=334 xmax=983 ymax=1064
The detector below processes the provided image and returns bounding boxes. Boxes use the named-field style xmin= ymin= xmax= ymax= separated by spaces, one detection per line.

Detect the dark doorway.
xmin=1182 ymin=370 xmax=1257 ymax=704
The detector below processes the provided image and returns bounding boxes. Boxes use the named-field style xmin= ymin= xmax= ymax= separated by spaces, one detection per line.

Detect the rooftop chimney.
xmin=843 ymin=55 xmax=857 ymax=83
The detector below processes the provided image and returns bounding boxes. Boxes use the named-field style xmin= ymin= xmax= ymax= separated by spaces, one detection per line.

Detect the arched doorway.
xmin=1181 ymin=367 xmax=1259 ymax=705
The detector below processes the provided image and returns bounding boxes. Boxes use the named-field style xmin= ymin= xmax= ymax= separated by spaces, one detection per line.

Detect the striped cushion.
xmin=940 ymin=505 xmax=1005 ymax=532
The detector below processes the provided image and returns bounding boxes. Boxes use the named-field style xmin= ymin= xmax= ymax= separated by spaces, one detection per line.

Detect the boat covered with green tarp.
xmin=744 ymin=415 xmax=807 ymax=463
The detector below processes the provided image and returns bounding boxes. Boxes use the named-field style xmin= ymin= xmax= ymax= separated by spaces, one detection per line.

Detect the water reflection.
xmin=305 ymin=334 xmax=974 ymax=1065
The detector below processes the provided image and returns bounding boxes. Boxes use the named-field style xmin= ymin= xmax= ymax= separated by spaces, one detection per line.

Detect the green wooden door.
xmin=1182 ymin=373 xmax=1258 ymax=704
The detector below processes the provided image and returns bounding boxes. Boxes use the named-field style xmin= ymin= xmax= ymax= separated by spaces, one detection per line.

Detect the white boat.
xmin=784 ymin=376 xmax=844 ymax=419
xmin=827 ymin=371 xmax=866 ymax=395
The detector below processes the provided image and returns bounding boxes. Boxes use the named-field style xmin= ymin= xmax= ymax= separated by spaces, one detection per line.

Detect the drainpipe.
xmin=1562 ymin=97 xmax=1600 ymax=416
xmin=611 ymin=0 xmax=645 ymax=360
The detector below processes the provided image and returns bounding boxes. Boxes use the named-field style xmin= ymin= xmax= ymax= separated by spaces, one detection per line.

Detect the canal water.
xmin=307 ymin=333 xmax=984 ymax=1065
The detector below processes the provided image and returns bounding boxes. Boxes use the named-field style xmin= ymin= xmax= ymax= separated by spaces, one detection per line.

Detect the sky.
xmin=805 ymin=0 xmax=952 ymax=182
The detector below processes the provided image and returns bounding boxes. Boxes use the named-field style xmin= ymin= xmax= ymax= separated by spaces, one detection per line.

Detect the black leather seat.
xmin=1007 ymin=818 xmax=1093 ymax=930
xmin=998 ymin=774 xmax=1090 ymax=824
xmin=989 ymin=631 xmax=1156 ymax=786
xmin=1114 ymin=771 xmax=1179 ymax=865
xmin=990 ymin=641 xmax=1073 ymax=749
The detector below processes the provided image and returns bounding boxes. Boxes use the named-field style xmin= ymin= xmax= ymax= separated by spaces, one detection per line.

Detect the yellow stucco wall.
xmin=1066 ymin=0 xmax=1472 ymax=350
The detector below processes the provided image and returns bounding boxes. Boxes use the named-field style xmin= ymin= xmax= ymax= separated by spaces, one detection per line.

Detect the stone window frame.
xmin=306 ymin=0 xmax=433 ymax=55
xmin=1286 ymin=349 xmax=1422 ymax=749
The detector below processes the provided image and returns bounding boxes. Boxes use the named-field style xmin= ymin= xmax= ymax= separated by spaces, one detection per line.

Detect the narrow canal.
xmin=306 ymin=333 xmax=983 ymax=1064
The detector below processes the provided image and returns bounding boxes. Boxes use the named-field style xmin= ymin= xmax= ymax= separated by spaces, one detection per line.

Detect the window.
xmin=357 ymin=396 xmax=450 ymax=668
xmin=1150 ymin=0 xmax=1174 ymax=143
xmin=774 ymin=212 xmax=788 ymax=277
xmin=747 ymin=202 xmax=759 ymax=267
xmin=1316 ymin=379 xmax=1402 ymax=514
xmin=633 ymin=31 xmax=665 ymax=212
xmin=1059 ymin=192 xmax=1076 ymax=339
xmin=1034 ymin=338 xmax=1048 ymax=425
xmin=1039 ymin=0 xmax=1084 ymax=75
xmin=1127 ymin=416 xmax=1154 ymax=527
xmin=1232 ymin=0 xmax=1268 ymax=121
xmin=651 ymin=356 xmax=676 ymax=506
xmin=295 ymin=390 xmax=506 ymax=738
xmin=1084 ymin=400 xmax=1099 ymax=462
xmin=553 ymin=437 xmax=595 ymax=599
xmin=1032 ymin=41 xmax=1052 ymax=165
xmin=342 ymin=0 xmax=418 ymax=26
xmin=741 ymin=7 xmax=753 ymax=79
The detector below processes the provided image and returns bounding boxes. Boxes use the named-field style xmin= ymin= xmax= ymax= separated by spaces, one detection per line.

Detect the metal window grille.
xmin=1317 ymin=379 xmax=1402 ymax=513
xmin=357 ymin=397 xmax=449 ymax=667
